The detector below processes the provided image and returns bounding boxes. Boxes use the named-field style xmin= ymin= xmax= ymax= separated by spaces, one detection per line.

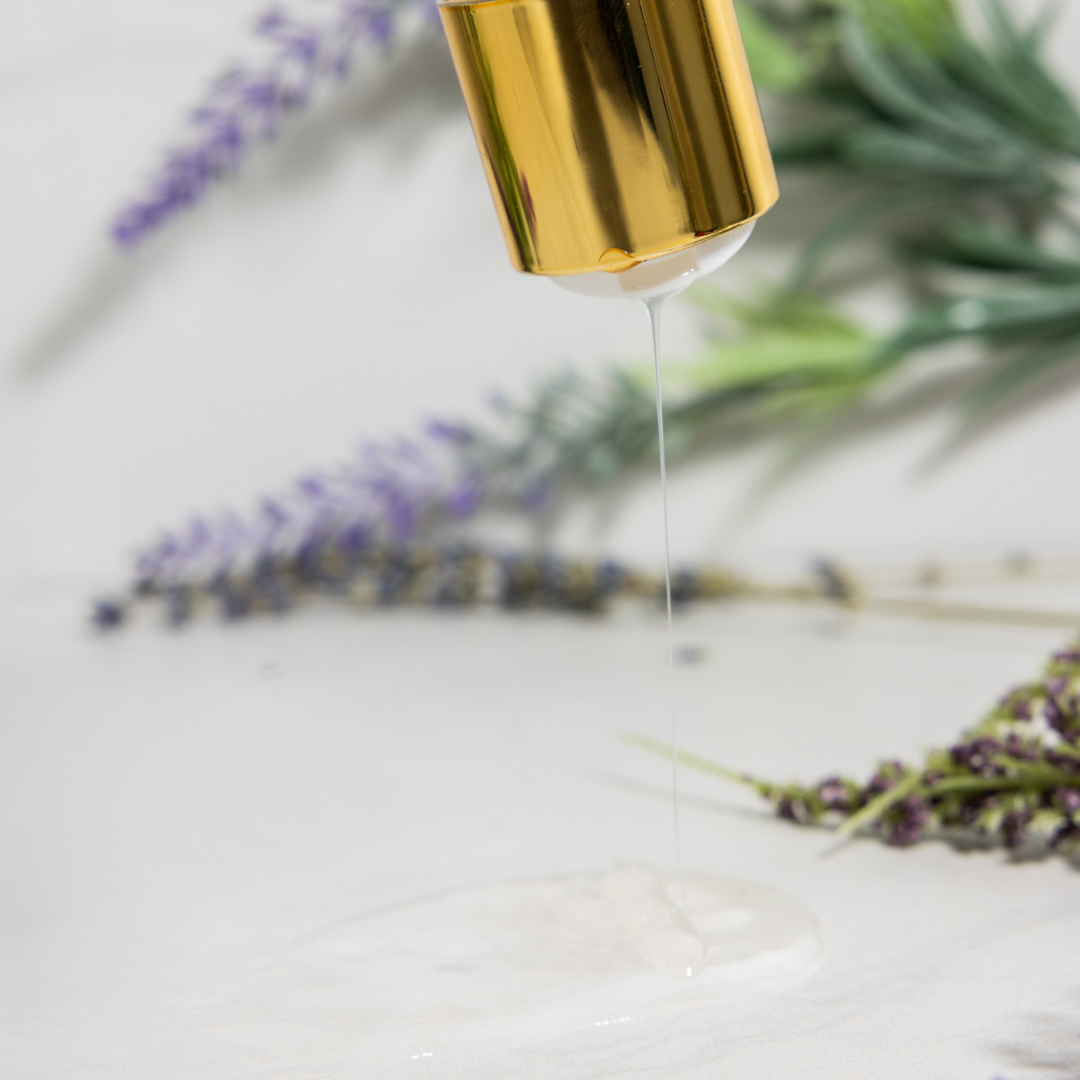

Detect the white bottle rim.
xmin=549 ymin=222 xmax=754 ymax=302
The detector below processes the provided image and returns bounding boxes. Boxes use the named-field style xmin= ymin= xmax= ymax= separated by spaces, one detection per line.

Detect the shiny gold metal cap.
xmin=439 ymin=0 xmax=778 ymax=276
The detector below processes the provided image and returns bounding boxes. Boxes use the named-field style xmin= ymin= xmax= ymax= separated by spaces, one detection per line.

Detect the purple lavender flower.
xmin=1001 ymin=732 xmax=1039 ymax=762
xmin=111 ymin=0 xmax=434 ymax=248
xmin=864 ymin=761 xmax=905 ymax=797
xmin=815 ymin=777 xmax=852 ymax=813
xmin=97 ymin=370 xmax=681 ymax=628
xmin=884 ymin=794 xmax=931 ymax=847
xmin=1044 ymin=692 xmax=1080 ymax=739
xmin=1053 ymin=786 xmax=1080 ymax=817
xmin=1046 ymin=749 xmax=1080 ymax=774
xmin=950 ymin=737 xmax=1004 ymax=776
xmin=99 ymin=406 xmax=654 ymax=628
xmin=90 ymin=598 xmax=128 ymax=631
xmin=1007 ymin=695 xmax=1033 ymax=721
xmin=776 ymin=795 xmax=808 ymax=822
xmin=126 ymin=425 xmax=467 ymax=598
xmin=674 ymin=635 xmax=1080 ymax=859
xmin=446 ymin=478 xmax=484 ymax=518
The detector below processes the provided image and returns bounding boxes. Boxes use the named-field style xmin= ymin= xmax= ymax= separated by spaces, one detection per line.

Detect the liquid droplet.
xmin=598 ymin=247 xmax=641 ymax=273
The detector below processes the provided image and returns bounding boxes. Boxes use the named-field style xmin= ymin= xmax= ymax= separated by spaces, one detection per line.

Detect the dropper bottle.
xmin=438 ymin=0 xmax=777 ymax=298
xmin=437 ymin=0 xmax=787 ymax=969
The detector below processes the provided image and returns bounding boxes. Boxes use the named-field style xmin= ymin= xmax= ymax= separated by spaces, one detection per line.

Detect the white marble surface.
xmin=4 ymin=2 xmax=1080 ymax=1077
xmin=4 ymin=591 xmax=1080 ymax=1078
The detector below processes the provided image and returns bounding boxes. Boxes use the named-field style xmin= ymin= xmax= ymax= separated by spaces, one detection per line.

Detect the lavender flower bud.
xmin=111 ymin=0 xmax=425 ymax=247
xmin=865 ymin=761 xmax=905 ymax=797
xmin=1046 ymin=749 xmax=1080 ymax=775
xmin=884 ymin=794 xmax=931 ymax=847
xmin=90 ymin=598 xmax=128 ymax=631
xmin=950 ymin=737 xmax=1003 ymax=776
xmin=1002 ymin=732 xmax=1038 ymax=762
xmin=815 ymin=777 xmax=851 ymax=813
xmin=1008 ymin=696 xmax=1033 ymax=721
xmin=776 ymin=795 xmax=809 ymax=822
xmin=164 ymin=585 xmax=193 ymax=627
xmin=1053 ymin=786 xmax=1080 ymax=818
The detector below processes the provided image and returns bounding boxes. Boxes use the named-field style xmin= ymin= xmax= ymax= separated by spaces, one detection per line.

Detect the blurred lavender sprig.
xmin=93 ymin=541 xmax=654 ymax=630
xmin=111 ymin=0 xmax=431 ymax=247
xmin=634 ymin=640 xmax=1080 ymax=857
xmin=91 ymin=397 xmax=762 ymax=629
xmin=101 ymin=425 xmax=469 ymax=620
xmin=91 ymin=368 xmax=684 ymax=630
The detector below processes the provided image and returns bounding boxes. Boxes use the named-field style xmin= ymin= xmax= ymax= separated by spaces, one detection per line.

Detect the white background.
xmin=3 ymin=2 xmax=1080 ymax=1077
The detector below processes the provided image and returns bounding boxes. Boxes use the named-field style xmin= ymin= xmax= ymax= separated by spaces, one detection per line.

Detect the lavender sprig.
xmin=117 ymin=427 xmax=472 ymax=610
xmin=111 ymin=0 xmax=428 ymax=247
xmin=632 ymin=640 xmax=1080 ymax=857
xmin=92 ymin=411 xmax=734 ymax=628
xmin=93 ymin=393 xmax=1080 ymax=630
xmin=96 ymin=542 xmax=659 ymax=629
xmin=91 ymin=371 xmax=680 ymax=631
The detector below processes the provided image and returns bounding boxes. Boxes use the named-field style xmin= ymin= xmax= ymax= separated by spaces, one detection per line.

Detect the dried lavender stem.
xmin=628 ymin=638 xmax=1080 ymax=856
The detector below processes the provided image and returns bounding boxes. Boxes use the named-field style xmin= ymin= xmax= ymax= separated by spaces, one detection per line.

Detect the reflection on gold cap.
xmin=440 ymin=0 xmax=777 ymax=276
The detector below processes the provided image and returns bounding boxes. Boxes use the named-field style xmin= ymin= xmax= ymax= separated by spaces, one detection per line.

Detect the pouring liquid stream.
xmin=228 ymin=265 xmax=821 ymax=1036
xmin=644 ymin=295 xmax=686 ymax=913
xmin=540 ymin=228 xmax=826 ymax=981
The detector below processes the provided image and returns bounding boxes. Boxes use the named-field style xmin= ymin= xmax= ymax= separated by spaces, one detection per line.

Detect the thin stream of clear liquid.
xmin=644 ymin=295 xmax=685 ymax=910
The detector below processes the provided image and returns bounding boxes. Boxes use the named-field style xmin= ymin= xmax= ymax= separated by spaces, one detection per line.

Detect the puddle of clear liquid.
xmin=220 ymin=864 xmax=822 ymax=1067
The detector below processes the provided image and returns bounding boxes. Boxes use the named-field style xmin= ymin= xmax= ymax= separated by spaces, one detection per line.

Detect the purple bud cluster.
xmin=758 ymin=639 xmax=1080 ymax=856
xmin=98 ymin=540 xmax=630 ymax=629
xmin=95 ymin=428 xmax=483 ymax=623
xmin=92 ymin=394 xmax=760 ymax=630
xmin=111 ymin=0 xmax=433 ymax=247
xmin=949 ymin=736 xmax=1005 ymax=776
xmin=90 ymin=417 xmax=685 ymax=629
xmin=884 ymin=794 xmax=932 ymax=847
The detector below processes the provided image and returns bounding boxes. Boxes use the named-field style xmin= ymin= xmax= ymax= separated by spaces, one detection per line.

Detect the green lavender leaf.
xmin=908 ymin=217 xmax=1080 ymax=277
xmin=672 ymin=292 xmax=874 ymax=391
xmin=836 ymin=769 xmax=921 ymax=837
xmin=964 ymin=331 xmax=1080 ymax=414
xmin=462 ymin=0 xmax=1080 ymax=499
xmin=881 ymin=281 xmax=1080 ymax=357
xmin=735 ymin=0 xmax=811 ymax=91
xmin=789 ymin=183 xmax=955 ymax=289
xmin=950 ymin=0 xmax=1080 ymax=155
xmin=841 ymin=0 xmax=958 ymax=52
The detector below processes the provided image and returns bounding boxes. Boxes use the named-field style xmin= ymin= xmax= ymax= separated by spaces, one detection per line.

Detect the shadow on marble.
xmin=997 ymin=999 xmax=1080 ymax=1079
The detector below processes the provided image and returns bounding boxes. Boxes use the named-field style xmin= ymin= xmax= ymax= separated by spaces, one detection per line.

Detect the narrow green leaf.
xmin=734 ymin=0 xmax=810 ymax=91
xmin=836 ymin=769 xmax=922 ymax=837
xmin=964 ymin=331 xmax=1080 ymax=414
xmin=790 ymin=183 xmax=956 ymax=289
xmin=621 ymin=733 xmax=774 ymax=795
xmin=908 ymin=218 xmax=1080 ymax=278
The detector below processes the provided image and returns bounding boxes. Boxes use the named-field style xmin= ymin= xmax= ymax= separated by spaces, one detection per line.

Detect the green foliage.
xmin=678 ymin=0 xmax=1080 ymax=478
xmin=735 ymin=0 xmax=811 ymax=91
xmin=677 ymin=293 xmax=874 ymax=392
xmin=427 ymin=0 xmax=1080 ymax=505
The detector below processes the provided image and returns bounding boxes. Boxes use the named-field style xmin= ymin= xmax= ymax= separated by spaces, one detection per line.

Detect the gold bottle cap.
xmin=440 ymin=0 xmax=778 ymax=276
